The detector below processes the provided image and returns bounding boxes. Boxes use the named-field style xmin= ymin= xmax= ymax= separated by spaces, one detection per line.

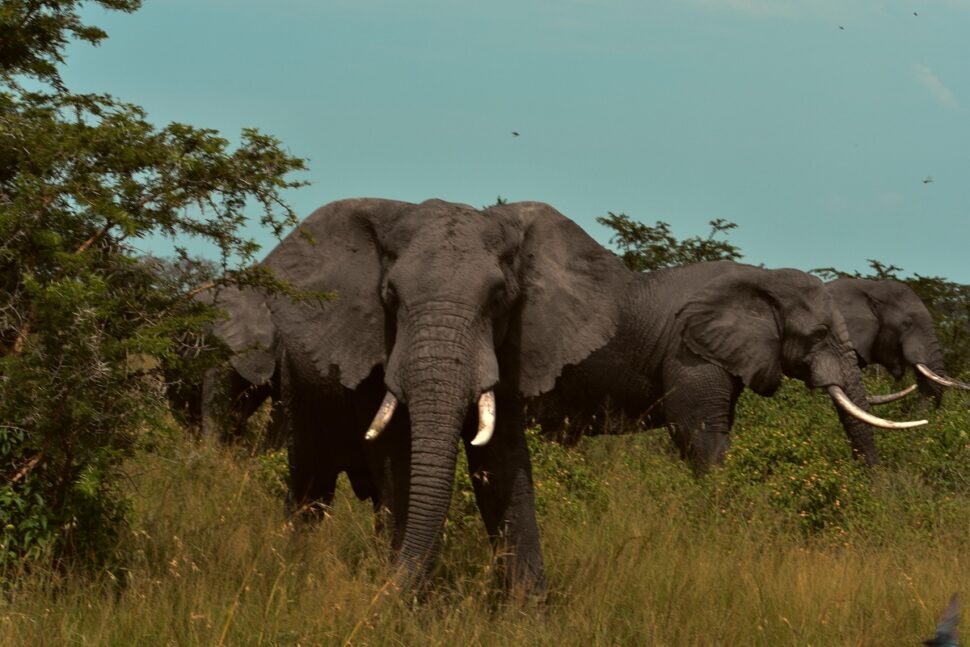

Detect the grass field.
xmin=2 ymin=378 xmax=968 ymax=646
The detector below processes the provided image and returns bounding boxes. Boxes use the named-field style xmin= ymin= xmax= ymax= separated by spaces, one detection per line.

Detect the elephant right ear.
xmin=678 ymin=272 xmax=783 ymax=396
xmin=264 ymin=198 xmax=412 ymax=389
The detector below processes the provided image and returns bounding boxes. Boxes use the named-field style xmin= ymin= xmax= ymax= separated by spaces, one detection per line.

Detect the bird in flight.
xmin=923 ymin=176 xmax=934 ymax=184
xmin=839 ymin=25 xmax=845 ymax=30
xmin=923 ymin=593 xmax=960 ymax=646
xmin=512 ymin=131 xmax=520 ymax=137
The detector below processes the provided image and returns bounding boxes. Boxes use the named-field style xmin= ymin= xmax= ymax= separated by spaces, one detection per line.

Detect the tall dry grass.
xmin=2 ymin=383 xmax=968 ymax=646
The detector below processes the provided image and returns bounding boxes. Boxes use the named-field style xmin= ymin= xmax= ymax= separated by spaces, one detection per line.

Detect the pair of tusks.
xmin=866 ymin=363 xmax=970 ymax=404
xmin=828 ymin=386 xmax=927 ymax=429
xmin=364 ymin=390 xmax=496 ymax=447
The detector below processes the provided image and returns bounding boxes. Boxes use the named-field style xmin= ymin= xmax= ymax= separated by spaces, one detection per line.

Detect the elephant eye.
xmin=810 ymin=327 xmax=829 ymax=344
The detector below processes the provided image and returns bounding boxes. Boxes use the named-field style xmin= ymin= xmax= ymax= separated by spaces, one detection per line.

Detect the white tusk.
xmin=470 ymin=391 xmax=496 ymax=447
xmin=867 ymin=384 xmax=918 ymax=405
xmin=827 ymin=386 xmax=927 ymax=429
xmin=365 ymin=392 xmax=398 ymax=441
xmin=916 ymin=363 xmax=970 ymax=390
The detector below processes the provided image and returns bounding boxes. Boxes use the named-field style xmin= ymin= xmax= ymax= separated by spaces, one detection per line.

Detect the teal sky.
xmin=64 ymin=0 xmax=970 ymax=281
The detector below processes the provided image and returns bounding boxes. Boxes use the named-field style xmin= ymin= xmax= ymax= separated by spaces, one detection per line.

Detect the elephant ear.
xmin=678 ymin=272 xmax=783 ymax=396
xmin=491 ymin=201 xmax=629 ymax=397
xmin=264 ymin=198 xmax=412 ymax=389
xmin=826 ymin=278 xmax=878 ymax=364
xmin=208 ymin=286 xmax=277 ymax=386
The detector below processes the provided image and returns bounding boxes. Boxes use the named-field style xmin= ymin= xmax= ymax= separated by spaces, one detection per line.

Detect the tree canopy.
xmin=0 ymin=0 xmax=306 ymax=574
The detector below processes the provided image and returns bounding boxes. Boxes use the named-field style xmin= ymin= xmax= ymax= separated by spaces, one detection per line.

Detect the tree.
xmin=596 ymin=212 xmax=742 ymax=272
xmin=0 ymin=1 xmax=307 ymax=575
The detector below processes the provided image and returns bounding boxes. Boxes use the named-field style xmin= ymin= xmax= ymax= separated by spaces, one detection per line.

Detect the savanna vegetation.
xmin=2 ymin=3 xmax=970 ymax=646
xmin=1 ymin=381 xmax=968 ymax=645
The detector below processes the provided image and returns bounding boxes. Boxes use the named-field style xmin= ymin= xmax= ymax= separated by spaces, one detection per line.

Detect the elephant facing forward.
xmin=826 ymin=278 xmax=970 ymax=406
xmin=534 ymin=261 xmax=926 ymax=473
xmin=262 ymin=198 xmax=628 ymax=596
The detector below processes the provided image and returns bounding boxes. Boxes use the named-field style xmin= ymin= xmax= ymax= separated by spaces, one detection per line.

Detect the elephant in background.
xmin=262 ymin=198 xmax=628 ymax=596
xmin=195 ymin=285 xmax=282 ymax=445
xmin=826 ymin=278 xmax=970 ymax=406
xmin=534 ymin=261 xmax=925 ymax=473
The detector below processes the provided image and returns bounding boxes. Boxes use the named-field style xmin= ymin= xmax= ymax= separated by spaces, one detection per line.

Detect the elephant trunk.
xmin=830 ymin=351 xmax=883 ymax=466
xmin=905 ymin=332 xmax=947 ymax=405
xmin=388 ymin=312 xmax=487 ymax=591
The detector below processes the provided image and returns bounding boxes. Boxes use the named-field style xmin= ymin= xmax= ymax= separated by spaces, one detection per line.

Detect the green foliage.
xmin=5 ymin=392 xmax=970 ymax=644
xmin=596 ymin=212 xmax=742 ymax=271
xmin=814 ymin=260 xmax=970 ymax=376
xmin=0 ymin=2 xmax=306 ymax=577
xmin=714 ymin=381 xmax=875 ymax=535
xmin=0 ymin=0 xmax=142 ymax=88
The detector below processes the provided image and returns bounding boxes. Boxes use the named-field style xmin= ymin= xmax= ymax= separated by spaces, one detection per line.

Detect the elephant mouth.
xmin=826 ymin=386 xmax=927 ymax=429
xmin=364 ymin=389 xmax=497 ymax=446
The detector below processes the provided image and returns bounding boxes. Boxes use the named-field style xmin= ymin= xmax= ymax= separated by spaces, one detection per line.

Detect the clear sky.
xmin=63 ymin=0 xmax=969 ymax=282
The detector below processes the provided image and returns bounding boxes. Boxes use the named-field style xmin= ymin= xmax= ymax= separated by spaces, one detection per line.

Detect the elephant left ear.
xmin=490 ymin=201 xmax=630 ymax=397
xmin=678 ymin=272 xmax=783 ymax=396
xmin=209 ymin=286 xmax=277 ymax=385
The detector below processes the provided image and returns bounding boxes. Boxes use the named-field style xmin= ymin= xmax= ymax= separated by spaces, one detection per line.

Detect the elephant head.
xmin=678 ymin=266 xmax=925 ymax=467
xmin=826 ymin=278 xmax=970 ymax=406
xmin=264 ymin=198 xmax=626 ymax=590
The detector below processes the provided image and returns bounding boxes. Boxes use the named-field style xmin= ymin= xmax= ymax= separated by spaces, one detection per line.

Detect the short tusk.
xmin=827 ymin=386 xmax=927 ymax=429
xmin=365 ymin=392 xmax=398 ymax=441
xmin=470 ymin=391 xmax=496 ymax=447
xmin=867 ymin=384 xmax=918 ymax=405
xmin=916 ymin=363 xmax=970 ymax=390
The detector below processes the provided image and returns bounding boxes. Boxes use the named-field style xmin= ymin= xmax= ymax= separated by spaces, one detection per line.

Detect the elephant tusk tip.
xmin=365 ymin=429 xmax=379 ymax=441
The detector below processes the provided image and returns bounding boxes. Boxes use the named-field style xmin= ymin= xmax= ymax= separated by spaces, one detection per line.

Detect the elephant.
xmin=259 ymin=197 xmax=628 ymax=596
xmin=197 ymin=285 xmax=282 ymax=445
xmin=826 ymin=278 xmax=970 ymax=406
xmin=532 ymin=261 xmax=926 ymax=473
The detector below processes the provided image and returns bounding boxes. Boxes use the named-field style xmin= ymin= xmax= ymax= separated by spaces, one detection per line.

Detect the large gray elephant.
xmin=534 ymin=261 xmax=925 ymax=473
xmin=826 ymin=278 xmax=970 ymax=406
xmin=261 ymin=198 xmax=628 ymax=595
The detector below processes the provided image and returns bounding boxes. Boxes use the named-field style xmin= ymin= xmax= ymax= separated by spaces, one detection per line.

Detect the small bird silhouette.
xmin=914 ymin=11 xmax=919 ymax=16
xmin=923 ymin=594 xmax=960 ymax=647
xmin=923 ymin=176 xmax=934 ymax=184
xmin=511 ymin=131 xmax=520 ymax=137
xmin=839 ymin=25 xmax=845 ymax=30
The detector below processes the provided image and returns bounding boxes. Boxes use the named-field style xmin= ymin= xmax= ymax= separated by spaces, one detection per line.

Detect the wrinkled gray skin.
xmin=826 ymin=278 xmax=948 ymax=406
xmin=196 ymin=286 xmax=282 ymax=445
xmin=258 ymin=198 xmax=627 ymax=596
xmin=535 ymin=261 xmax=882 ymax=473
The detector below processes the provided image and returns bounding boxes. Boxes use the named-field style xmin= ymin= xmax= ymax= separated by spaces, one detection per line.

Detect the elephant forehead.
xmin=393 ymin=208 xmax=520 ymax=257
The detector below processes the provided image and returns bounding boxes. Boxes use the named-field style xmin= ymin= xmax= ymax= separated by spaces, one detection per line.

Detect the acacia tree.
xmin=596 ymin=212 xmax=742 ymax=271
xmin=0 ymin=1 xmax=307 ymax=574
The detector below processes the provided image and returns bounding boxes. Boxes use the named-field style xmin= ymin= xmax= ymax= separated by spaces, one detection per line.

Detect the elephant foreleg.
xmin=464 ymin=391 xmax=546 ymax=600
xmin=662 ymin=362 xmax=742 ymax=474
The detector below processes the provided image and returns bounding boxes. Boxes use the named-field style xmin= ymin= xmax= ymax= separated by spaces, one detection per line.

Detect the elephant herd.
xmin=185 ymin=197 xmax=969 ymax=598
